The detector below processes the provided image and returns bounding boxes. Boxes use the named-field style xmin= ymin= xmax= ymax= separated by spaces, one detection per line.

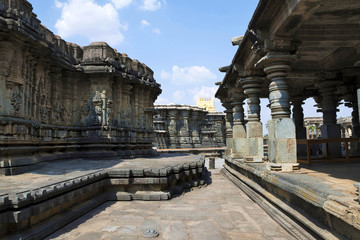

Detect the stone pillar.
xmin=291 ymin=97 xmax=307 ymax=156
xmin=256 ymin=52 xmax=297 ymax=170
xmin=168 ymin=109 xmax=178 ymax=148
xmin=241 ymin=76 xmax=264 ymax=162
xmin=352 ymin=102 xmax=360 ymax=137
xmin=180 ymin=109 xmax=192 ymax=148
xmin=231 ymin=93 xmax=246 ymax=159
xmin=358 ymin=88 xmax=360 ymax=125
xmin=222 ymin=103 xmax=233 ymax=157
xmin=317 ymin=80 xmax=342 ymax=156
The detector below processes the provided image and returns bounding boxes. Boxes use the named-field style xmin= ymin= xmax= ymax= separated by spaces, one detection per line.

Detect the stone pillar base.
xmin=244 ymin=156 xmax=264 ymax=163
xmin=232 ymin=124 xmax=246 ymax=159
xmin=350 ymin=140 xmax=359 ymax=156
xmin=245 ymin=137 xmax=264 ymax=162
xmin=233 ymin=138 xmax=246 ymax=159
xmin=320 ymin=124 xmax=341 ymax=157
xmin=266 ymin=162 xmax=300 ymax=172
xmin=225 ymin=138 xmax=233 ymax=156
xmin=268 ymin=118 xmax=297 ymax=163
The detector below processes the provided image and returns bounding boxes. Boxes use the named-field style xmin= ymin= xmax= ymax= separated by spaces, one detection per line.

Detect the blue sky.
xmin=29 ymin=0 xmax=351 ymax=133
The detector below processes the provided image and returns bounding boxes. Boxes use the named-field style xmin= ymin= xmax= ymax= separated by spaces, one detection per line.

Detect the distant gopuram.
xmin=0 ymin=0 xmax=162 ymax=175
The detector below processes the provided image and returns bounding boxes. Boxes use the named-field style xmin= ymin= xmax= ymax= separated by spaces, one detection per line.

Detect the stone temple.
xmin=153 ymin=102 xmax=225 ymax=149
xmin=2 ymin=0 xmax=360 ymax=239
xmin=0 ymin=0 xmax=161 ymax=175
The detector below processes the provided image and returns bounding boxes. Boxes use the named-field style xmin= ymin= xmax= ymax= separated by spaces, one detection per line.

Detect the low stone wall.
xmin=0 ymin=156 xmax=205 ymax=239
xmin=0 ymin=0 xmax=162 ymax=175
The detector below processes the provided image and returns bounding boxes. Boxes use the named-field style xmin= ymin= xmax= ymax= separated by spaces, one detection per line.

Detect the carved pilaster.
xmin=190 ymin=110 xmax=201 ymax=147
xmin=168 ymin=109 xmax=179 ymax=148
xmin=122 ymin=84 xmax=133 ymax=127
xmin=180 ymin=109 xmax=192 ymax=148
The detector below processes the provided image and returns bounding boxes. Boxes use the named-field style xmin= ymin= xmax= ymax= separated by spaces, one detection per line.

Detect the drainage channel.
xmin=221 ymin=167 xmax=341 ymax=240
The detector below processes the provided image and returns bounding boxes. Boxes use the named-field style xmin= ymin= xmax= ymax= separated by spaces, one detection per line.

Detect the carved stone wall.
xmin=153 ymin=105 xmax=225 ymax=149
xmin=0 ymin=0 xmax=162 ymax=175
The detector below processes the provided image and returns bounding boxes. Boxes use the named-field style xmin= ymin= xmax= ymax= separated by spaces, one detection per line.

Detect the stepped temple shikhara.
xmin=0 ymin=0 xmax=161 ymax=175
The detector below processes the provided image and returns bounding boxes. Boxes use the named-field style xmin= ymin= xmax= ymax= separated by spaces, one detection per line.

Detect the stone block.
xmin=246 ymin=122 xmax=262 ymax=138
xmin=233 ymin=124 xmax=246 ymax=138
xmin=268 ymin=118 xmax=295 ymax=139
xmin=268 ymin=138 xmax=297 ymax=163
xmin=266 ymin=162 xmax=300 ymax=172
xmin=246 ymin=137 xmax=263 ymax=158
xmin=232 ymin=137 xmax=246 ymax=158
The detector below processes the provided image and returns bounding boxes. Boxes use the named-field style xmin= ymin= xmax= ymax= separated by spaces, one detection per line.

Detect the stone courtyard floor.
xmin=45 ymin=169 xmax=295 ymax=240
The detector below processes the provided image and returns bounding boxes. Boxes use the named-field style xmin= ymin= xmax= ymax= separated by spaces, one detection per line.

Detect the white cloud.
xmin=160 ymin=70 xmax=171 ymax=79
xmin=140 ymin=0 xmax=162 ymax=11
xmin=173 ymin=90 xmax=185 ymax=102
xmin=55 ymin=0 xmax=64 ymax=8
xmin=152 ymin=27 xmax=161 ymax=34
xmin=154 ymin=96 xmax=169 ymax=105
xmin=54 ymin=0 xmax=128 ymax=46
xmin=141 ymin=19 xmax=150 ymax=27
xmin=161 ymin=65 xmax=217 ymax=85
xmin=111 ymin=0 xmax=132 ymax=9
xmin=188 ymin=86 xmax=218 ymax=103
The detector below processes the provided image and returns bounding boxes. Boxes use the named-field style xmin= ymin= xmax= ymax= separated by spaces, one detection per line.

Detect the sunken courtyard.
xmin=1 ymin=0 xmax=360 ymax=239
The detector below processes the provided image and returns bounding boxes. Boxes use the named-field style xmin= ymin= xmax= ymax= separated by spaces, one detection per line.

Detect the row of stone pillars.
xmin=222 ymin=51 xmax=360 ymax=171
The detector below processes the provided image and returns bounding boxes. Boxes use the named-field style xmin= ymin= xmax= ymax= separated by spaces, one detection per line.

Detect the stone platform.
xmin=45 ymin=169 xmax=297 ymax=240
xmin=156 ymin=147 xmax=226 ymax=157
xmin=0 ymin=154 xmax=205 ymax=239
xmin=223 ymin=158 xmax=360 ymax=240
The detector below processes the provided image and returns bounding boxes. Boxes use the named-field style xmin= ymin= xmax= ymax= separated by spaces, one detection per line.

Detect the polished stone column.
xmin=231 ymin=93 xmax=246 ymax=159
xmin=291 ymin=97 xmax=307 ymax=156
xmin=241 ymin=76 xmax=264 ymax=162
xmin=222 ymin=102 xmax=233 ymax=157
xmin=256 ymin=52 xmax=297 ymax=170
xmin=316 ymin=80 xmax=342 ymax=156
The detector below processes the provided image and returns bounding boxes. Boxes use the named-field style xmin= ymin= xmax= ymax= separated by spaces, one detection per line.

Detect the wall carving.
xmin=153 ymin=105 xmax=225 ymax=149
xmin=0 ymin=0 xmax=162 ymax=175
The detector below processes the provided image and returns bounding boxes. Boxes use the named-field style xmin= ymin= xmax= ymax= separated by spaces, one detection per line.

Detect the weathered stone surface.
xmin=153 ymin=105 xmax=225 ymax=149
xmin=0 ymin=0 xmax=161 ymax=175
xmin=45 ymin=170 xmax=295 ymax=240
xmin=0 ymin=154 xmax=206 ymax=238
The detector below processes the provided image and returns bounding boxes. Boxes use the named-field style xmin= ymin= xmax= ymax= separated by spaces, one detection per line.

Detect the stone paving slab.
xmin=46 ymin=169 xmax=295 ymax=240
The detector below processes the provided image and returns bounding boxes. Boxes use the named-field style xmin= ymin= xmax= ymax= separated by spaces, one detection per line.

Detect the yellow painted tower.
xmin=196 ymin=97 xmax=216 ymax=112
